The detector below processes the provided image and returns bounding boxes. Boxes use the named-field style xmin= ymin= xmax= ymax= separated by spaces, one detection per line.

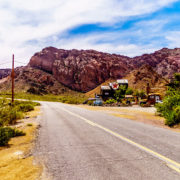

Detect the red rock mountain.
xmin=28 ymin=47 xmax=180 ymax=92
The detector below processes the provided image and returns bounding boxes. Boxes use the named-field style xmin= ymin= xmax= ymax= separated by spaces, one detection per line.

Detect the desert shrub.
xmin=0 ymin=127 xmax=25 ymax=146
xmin=156 ymin=73 xmax=180 ymax=126
xmin=105 ymin=99 xmax=117 ymax=104
xmin=125 ymin=88 xmax=134 ymax=95
xmin=133 ymin=90 xmax=146 ymax=98
xmin=0 ymin=127 xmax=11 ymax=146
xmin=17 ymin=104 xmax=34 ymax=112
xmin=0 ymin=107 xmax=23 ymax=126
xmin=0 ymin=100 xmax=40 ymax=127
xmin=87 ymin=101 xmax=93 ymax=106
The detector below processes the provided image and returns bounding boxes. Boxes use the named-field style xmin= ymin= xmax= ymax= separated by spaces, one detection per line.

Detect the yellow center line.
xmin=61 ymin=107 xmax=180 ymax=173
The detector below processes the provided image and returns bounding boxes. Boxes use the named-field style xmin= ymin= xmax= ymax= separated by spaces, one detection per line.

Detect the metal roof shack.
xmin=101 ymin=86 xmax=111 ymax=90
xmin=117 ymin=79 xmax=128 ymax=84
xmin=100 ymin=86 xmax=114 ymax=100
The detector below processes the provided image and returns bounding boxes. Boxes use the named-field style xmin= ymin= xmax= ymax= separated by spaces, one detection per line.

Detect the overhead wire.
xmin=0 ymin=61 xmax=12 ymax=66
xmin=14 ymin=61 xmax=27 ymax=65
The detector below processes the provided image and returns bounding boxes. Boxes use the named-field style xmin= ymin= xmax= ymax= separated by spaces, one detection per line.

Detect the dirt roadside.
xmin=0 ymin=106 xmax=43 ymax=180
xmin=78 ymin=105 xmax=180 ymax=132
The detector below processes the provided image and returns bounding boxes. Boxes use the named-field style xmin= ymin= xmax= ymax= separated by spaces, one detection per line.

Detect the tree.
xmin=114 ymin=85 xmax=127 ymax=101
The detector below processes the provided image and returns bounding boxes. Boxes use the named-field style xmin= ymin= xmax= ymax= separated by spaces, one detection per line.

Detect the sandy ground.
xmin=0 ymin=106 xmax=43 ymax=180
xmin=78 ymin=105 xmax=180 ymax=132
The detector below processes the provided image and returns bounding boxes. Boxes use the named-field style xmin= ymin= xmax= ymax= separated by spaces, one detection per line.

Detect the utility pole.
xmin=11 ymin=54 xmax=15 ymax=103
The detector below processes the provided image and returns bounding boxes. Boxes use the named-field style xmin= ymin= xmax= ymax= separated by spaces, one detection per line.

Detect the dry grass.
xmin=0 ymin=107 xmax=42 ymax=180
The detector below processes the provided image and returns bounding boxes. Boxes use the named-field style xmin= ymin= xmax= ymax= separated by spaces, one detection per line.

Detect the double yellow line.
xmin=61 ymin=107 xmax=180 ymax=173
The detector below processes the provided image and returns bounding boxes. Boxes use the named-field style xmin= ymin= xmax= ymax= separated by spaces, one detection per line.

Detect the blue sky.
xmin=0 ymin=0 xmax=180 ymax=68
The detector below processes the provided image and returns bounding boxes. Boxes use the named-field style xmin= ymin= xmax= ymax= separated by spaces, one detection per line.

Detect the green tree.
xmin=114 ymin=85 xmax=127 ymax=101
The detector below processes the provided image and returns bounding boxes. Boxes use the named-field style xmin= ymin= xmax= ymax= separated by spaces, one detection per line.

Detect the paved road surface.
xmin=35 ymin=102 xmax=180 ymax=180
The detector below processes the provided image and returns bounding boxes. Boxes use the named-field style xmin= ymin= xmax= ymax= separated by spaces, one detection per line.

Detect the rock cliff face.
xmin=29 ymin=47 xmax=180 ymax=92
xmin=0 ymin=69 xmax=11 ymax=79
xmin=133 ymin=48 xmax=180 ymax=78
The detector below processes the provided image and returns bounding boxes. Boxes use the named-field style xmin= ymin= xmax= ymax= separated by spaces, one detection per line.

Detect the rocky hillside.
xmin=124 ymin=64 xmax=168 ymax=95
xmin=0 ymin=69 xmax=11 ymax=79
xmin=0 ymin=67 xmax=74 ymax=95
xmin=86 ymin=65 xmax=168 ymax=97
xmin=29 ymin=47 xmax=180 ymax=92
xmin=132 ymin=48 xmax=180 ymax=78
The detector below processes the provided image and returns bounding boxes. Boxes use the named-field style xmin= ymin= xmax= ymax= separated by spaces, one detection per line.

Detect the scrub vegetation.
xmin=156 ymin=73 xmax=180 ymax=127
xmin=0 ymin=92 xmax=87 ymax=104
xmin=0 ymin=99 xmax=40 ymax=146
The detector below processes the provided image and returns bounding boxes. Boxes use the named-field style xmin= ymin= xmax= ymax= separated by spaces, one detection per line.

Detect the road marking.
xmin=61 ymin=107 xmax=180 ymax=173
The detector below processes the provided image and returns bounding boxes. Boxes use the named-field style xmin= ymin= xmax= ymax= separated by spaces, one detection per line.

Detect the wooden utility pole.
xmin=12 ymin=54 xmax=15 ymax=103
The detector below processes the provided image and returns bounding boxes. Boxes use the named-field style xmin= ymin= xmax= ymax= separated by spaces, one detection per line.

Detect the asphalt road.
xmin=35 ymin=102 xmax=180 ymax=180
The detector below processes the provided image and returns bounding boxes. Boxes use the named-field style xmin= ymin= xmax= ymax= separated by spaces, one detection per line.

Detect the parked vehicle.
xmin=93 ymin=98 xmax=103 ymax=106
xmin=140 ymin=93 xmax=162 ymax=106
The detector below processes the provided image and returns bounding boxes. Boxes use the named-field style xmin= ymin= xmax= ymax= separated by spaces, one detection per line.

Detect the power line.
xmin=0 ymin=60 xmax=27 ymax=67
xmin=15 ymin=61 xmax=27 ymax=65
xmin=0 ymin=61 xmax=12 ymax=66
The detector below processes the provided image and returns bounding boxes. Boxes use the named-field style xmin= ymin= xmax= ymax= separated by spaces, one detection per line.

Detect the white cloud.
xmin=0 ymin=0 xmax=178 ymax=67
xmin=56 ymin=33 xmax=159 ymax=57
xmin=166 ymin=31 xmax=180 ymax=47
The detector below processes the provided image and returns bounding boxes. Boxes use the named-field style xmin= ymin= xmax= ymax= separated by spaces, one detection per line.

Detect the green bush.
xmin=0 ymin=127 xmax=12 ymax=146
xmin=0 ymin=107 xmax=23 ymax=126
xmin=125 ymin=88 xmax=134 ymax=95
xmin=133 ymin=90 xmax=146 ymax=98
xmin=105 ymin=99 xmax=117 ymax=104
xmin=17 ymin=104 xmax=34 ymax=112
xmin=0 ymin=100 xmax=40 ymax=127
xmin=87 ymin=101 xmax=93 ymax=106
xmin=156 ymin=73 xmax=180 ymax=126
xmin=0 ymin=127 xmax=25 ymax=146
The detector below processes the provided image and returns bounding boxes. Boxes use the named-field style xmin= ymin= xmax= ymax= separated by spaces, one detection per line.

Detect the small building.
xmin=117 ymin=79 xmax=128 ymax=88
xmin=100 ymin=86 xmax=114 ymax=100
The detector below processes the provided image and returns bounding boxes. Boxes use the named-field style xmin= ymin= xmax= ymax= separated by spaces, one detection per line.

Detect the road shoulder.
xmin=0 ymin=106 xmax=43 ymax=180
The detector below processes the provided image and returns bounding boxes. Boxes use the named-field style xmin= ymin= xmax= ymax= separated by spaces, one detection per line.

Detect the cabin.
xmin=99 ymin=79 xmax=129 ymax=100
xmin=100 ymin=86 xmax=114 ymax=100
xmin=117 ymin=79 xmax=128 ymax=88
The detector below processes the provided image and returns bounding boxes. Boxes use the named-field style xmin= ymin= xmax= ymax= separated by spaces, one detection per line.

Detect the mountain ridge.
xmin=0 ymin=47 xmax=179 ymax=93
xmin=28 ymin=47 xmax=180 ymax=92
